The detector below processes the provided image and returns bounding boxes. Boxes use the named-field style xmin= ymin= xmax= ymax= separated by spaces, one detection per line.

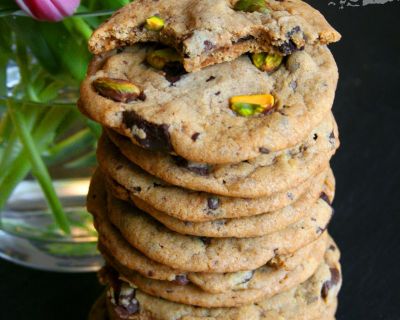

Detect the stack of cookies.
xmin=80 ymin=0 xmax=343 ymax=319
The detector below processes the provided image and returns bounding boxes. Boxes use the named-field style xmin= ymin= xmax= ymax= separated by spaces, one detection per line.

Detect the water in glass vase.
xmin=0 ymin=178 xmax=103 ymax=272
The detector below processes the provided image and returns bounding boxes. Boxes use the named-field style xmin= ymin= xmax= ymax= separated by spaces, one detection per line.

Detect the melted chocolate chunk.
xmin=191 ymin=132 xmax=200 ymax=141
xmin=207 ymin=197 xmax=220 ymax=210
xmin=321 ymin=267 xmax=341 ymax=299
xmin=259 ymin=147 xmax=270 ymax=154
xmin=173 ymin=275 xmax=189 ymax=285
xmin=278 ymin=40 xmax=298 ymax=55
xmin=203 ymin=40 xmax=216 ymax=52
xmin=163 ymin=61 xmax=187 ymax=84
xmin=320 ymin=192 xmax=331 ymax=204
xmin=123 ymin=111 xmax=173 ymax=153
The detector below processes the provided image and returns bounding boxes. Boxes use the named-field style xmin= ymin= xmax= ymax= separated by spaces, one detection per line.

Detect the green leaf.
xmin=5 ymin=16 xmax=60 ymax=74
xmin=38 ymin=22 xmax=90 ymax=81
xmin=6 ymin=102 xmax=71 ymax=234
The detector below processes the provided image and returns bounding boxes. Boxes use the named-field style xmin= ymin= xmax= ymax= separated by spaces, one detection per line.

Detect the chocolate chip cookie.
xmin=102 ymin=240 xmax=341 ymax=319
xmin=89 ymin=0 xmax=340 ymax=72
xmin=80 ymin=44 xmax=338 ymax=164
xmin=104 ymin=111 xmax=338 ymax=198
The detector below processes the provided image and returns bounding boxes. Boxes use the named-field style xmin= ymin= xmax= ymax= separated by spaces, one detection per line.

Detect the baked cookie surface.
xmin=80 ymin=44 xmax=338 ymax=164
xmin=89 ymin=0 xmax=340 ymax=72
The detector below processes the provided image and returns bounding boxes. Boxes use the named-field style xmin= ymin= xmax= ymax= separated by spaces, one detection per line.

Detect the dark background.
xmin=1 ymin=1 xmax=400 ymax=319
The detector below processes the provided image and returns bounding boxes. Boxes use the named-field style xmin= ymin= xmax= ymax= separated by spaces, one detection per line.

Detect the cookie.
xmin=103 ymin=241 xmax=341 ymax=319
xmin=107 ymin=170 xmax=334 ymax=238
xmin=88 ymin=170 xmax=186 ymax=283
xmin=80 ymin=43 xmax=338 ymax=164
xmin=104 ymin=111 xmax=337 ymax=198
xmin=88 ymin=0 xmax=340 ymax=72
xmin=98 ymin=139 xmax=332 ymax=221
xmin=105 ymin=191 xmax=332 ymax=272
xmin=104 ymin=233 xmax=328 ymax=307
xmin=89 ymin=173 xmax=331 ymax=295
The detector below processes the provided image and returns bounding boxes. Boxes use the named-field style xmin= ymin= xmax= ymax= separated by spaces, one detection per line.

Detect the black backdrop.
xmin=1 ymin=1 xmax=400 ymax=319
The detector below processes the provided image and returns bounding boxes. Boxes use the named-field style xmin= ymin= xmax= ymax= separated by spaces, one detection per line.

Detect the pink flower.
xmin=15 ymin=0 xmax=80 ymax=22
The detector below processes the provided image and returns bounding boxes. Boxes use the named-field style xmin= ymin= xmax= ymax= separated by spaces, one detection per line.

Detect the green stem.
xmin=7 ymin=102 xmax=71 ymax=235
xmin=69 ymin=18 xmax=93 ymax=41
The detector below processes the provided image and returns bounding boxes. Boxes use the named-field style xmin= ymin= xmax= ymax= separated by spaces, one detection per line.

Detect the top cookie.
xmin=89 ymin=0 xmax=341 ymax=72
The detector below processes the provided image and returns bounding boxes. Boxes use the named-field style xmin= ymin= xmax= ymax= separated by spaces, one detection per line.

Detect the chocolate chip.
xmin=215 ymin=91 xmax=221 ymax=96
xmin=240 ymin=271 xmax=255 ymax=284
xmin=259 ymin=147 xmax=270 ymax=154
xmin=206 ymin=76 xmax=216 ymax=82
xmin=200 ymin=237 xmax=211 ymax=245
xmin=207 ymin=197 xmax=220 ymax=210
xmin=286 ymin=26 xmax=301 ymax=37
xmin=147 ymin=270 xmax=154 ymax=277
xmin=133 ymin=186 xmax=142 ymax=193
xmin=329 ymin=245 xmax=336 ymax=251
xmin=172 ymin=156 xmax=212 ymax=176
xmin=320 ymin=192 xmax=331 ymax=204
xmin=153 ymin=182 xmax=162 ymax=187
xmin=203 ymin=40 xmax=216 ymax=52
xmin=123 ymin=111 xmax=173 ymax=153
xmin=313 ymin=133 xmax=318 ymax=141
xmin=321 ymin=267 xmax=341 ymax=299
xmin=163 ymin=61 xmax=187 ymax=84
xmin=233 ymin=35 xmax=255 ymax=44
xmin=138 ymin=91 xmax=146 ymax=101
xmin=212 ymin=219 xmax=226 ymax=227
xmin=329 ymin=131 xmax=336 ymax=145
xmin=278 ymin=40 xmax=298 ymax=55
xmin=191 ymin=132 xmax=200 ymax=141
xmin=173 ymin=275 xmax=189 ymax=285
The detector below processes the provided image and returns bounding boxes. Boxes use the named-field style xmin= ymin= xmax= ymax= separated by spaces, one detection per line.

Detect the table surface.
xmin=1 ymin=1 xmax=400 ymax=319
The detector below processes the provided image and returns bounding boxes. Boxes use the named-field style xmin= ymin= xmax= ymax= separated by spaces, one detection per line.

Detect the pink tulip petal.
xmin=15 ymin=0 xmax=34 ymax=17
xmin=51 ymin=0 xmax=80 ymax=17
xmin=15 ymin=0 xmax=80 ymax=22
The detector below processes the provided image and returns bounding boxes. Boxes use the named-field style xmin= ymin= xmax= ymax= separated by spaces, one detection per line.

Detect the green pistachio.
xmin=234 ymin=0 xmax=269 ymax=13
xmin=264 ymin=53 xmax=283 ymax=73
xmin=251 ymin=52 xmax=283 ymax=73
xmin=251 ymin=52 xmax=267 ymax=69
xmin=146 ymin=48 xmax=182 ymax=70
xmin=144 ymin=16 xmax=165 ymax=31
xmin=93 ymin=77 xmax=141 ymax=103
xmin=231 ymin=102 xmax=265 ymax=117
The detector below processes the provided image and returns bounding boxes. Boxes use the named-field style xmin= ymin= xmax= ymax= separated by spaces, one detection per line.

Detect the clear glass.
xmin=0 ymin=178 xmax=103 ymax=272
xmin=0 ymin=59 xmax=102 ymax=272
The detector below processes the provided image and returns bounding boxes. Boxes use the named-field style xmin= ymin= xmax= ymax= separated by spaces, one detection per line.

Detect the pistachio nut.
xmin=144 ymin=15 xmax=165 ymax=31
xmin=234 ymin=0 xmax=269 ymax=13
xmin=230 ymin=94 xmax=275 ymax=117
xmin=146 ymin=48 xmax=181 ymax=70
xmin=93 ymin=77 xmax=141 ymax=103
xmin=251 ymin=52 xmax=283 ymax=73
